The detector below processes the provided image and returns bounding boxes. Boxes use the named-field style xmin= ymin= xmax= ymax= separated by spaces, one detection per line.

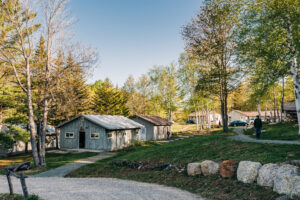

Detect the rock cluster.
xmin=186 ymin=160 xmax=300 ymax=198
xmin=111 ymin=160 xmax=185 ymax=172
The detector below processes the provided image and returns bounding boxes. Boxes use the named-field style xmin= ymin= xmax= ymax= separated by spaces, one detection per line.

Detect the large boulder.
xmin=273 ymin=164 xmax=299 ymax=195
xmin=187 ymin=162 xmax=202 ymax=176
xmin=237 ymin=161 xmax=262 ymax=183
xmin=200 ymin=160 xmax=220 ymax=176
xmin=291 ymin=176 xmax=300 ymax=198
xmin=257 ymin=163 xmax=280 ymax=187
xmin=220 ymin=160 xmax=237 ymax=178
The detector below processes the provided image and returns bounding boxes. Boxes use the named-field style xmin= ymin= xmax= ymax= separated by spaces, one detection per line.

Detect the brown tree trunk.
xmin=40 ymin=100 xmax=48 ymax=166
xmin=223 ymin=92 xmax=229 ymax=132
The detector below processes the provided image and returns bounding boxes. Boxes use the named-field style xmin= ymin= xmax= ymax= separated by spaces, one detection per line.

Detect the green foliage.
xmin=0 ymin=194 xmax=40 ymax=200
xmin=92 ymin=78 xmax=129 ymax=116
xmin=0 ymin=133 xmax=14 ymax=149
xmin=49 ymin=52 xmax=92 ymax=125
xmin=149 ymin=63 xmax=180 ymax=120
xmin=7 ymin=125 xmax=30 ymax=143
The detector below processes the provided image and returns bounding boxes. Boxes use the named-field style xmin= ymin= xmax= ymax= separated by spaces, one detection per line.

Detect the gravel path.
xmin=230 ymin=127 xmax=300 ymax=145
xmin=33 ymin=152 xmax=115 ymax=177
xmin=0 ymin=177 xmax=204 ymax=200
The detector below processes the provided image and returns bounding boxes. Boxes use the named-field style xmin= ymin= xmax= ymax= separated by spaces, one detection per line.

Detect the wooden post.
xmin=19 ymin=173 xmax=28 ymax=199
xmin=5 ymin=169 xmax=13 ymax=195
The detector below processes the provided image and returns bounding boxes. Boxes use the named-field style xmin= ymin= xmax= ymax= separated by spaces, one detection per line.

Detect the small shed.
xmin=229 ymin=110 xmax=280 ymax=123
xmin=188 ymin=111 xmax=222 ymax=126
xmin=57 ymin=115 xmax=144 ymax=151
xmin=130 ymin=115 xmax=172 ymax=141
xmin=283 ymin=102 xmax=297 ymax=121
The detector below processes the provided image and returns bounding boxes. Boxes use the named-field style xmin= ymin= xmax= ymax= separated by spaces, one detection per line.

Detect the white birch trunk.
xmin=257 ymin=103 xmax=261 ymax=117
xmin=287 ymin=23 xmax=300 ymax=134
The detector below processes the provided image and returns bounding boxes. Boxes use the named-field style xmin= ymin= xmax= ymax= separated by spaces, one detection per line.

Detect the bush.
xmin=0 ymin=194 xmax=40 ymax=200
xmin=0 ymin=133 xmax=14 ymax=149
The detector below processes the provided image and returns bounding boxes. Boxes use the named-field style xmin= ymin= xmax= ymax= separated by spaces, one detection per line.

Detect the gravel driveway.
xmin=0 ymin=177 xmax=204 ymax=200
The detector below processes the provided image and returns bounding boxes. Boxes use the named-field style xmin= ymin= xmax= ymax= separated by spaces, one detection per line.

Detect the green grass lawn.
xmin=0 ymin=151 xmax=98 ymax=175
xmin=67 ymin=132 xmax=300 ymax=200
xmin=244 ymin=123 xmax=300 ymax=141
xmin=172 ymin=123 xmax=197 ymax=133
xmin=171 ymin=123 xmax=234 ymax=138
xmin=0 ymin=194 xmax=40 ymax=200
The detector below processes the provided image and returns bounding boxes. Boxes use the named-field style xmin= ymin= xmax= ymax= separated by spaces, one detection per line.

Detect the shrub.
xmin=0 ymin=133 xmax=14 ymax=149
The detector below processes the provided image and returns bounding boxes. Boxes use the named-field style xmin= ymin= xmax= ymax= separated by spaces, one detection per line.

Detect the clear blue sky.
xmin=70 ymin=0 xmax=203 ymax=86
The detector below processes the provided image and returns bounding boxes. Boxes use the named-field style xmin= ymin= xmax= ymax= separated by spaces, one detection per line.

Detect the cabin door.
xmin=79 ymin=130 xmax=85 ymax=148
xmin=141 ymin=128 xmax=146 ymax=141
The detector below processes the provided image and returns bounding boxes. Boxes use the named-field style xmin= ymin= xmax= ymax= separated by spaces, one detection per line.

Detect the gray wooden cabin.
xmin=57 ymin=115 xmax=144 ymax=151
xmin=130 ymin=115 xmax=172 ymax=141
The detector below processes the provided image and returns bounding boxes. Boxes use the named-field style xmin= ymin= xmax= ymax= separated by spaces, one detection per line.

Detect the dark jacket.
xmin=254 ymin=118 xmax=262 ymax=129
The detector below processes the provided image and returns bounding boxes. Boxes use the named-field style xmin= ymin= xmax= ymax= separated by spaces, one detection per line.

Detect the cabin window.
xmin=91 ymin=133 xmax=100 ymax=139
xmin=65 ymin=132 xmax=74 ymax=138
xmin=107 ymin=133 xmax=112 ymax=138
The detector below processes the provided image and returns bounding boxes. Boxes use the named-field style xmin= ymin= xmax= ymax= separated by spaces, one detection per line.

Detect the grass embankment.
xmin=0 ymin=194 xmax=39 ymax=200
xmin=67 ymin=131 xmax=300 ymax=200
xmin=171 ymin=123 xmax=235 ymax=137
xmin=244 ymin=123 xmax=300 ymax=141
xmin=0 ymin=152 xmax=98 ymax=175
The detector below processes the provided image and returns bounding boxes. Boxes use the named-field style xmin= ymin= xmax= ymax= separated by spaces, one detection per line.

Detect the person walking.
xmin=254 ymin=115 xmax=262 ymax=139
xmin=167 ymin=131 xmax=171 ymax=139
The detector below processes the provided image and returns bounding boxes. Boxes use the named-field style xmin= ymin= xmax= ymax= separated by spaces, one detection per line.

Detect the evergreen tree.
xmin=49 ymin=52 xmax=91 ymax=125
xmin=92 ymin=78 xmax=129 ymax=116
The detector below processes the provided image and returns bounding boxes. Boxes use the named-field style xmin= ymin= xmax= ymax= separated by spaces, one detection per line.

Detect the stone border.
xmin=187 ymin=160 xmax=300 ymax=198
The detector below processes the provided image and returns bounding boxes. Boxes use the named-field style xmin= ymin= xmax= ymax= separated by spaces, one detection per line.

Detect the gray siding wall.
xmin=130 ymin=117 xmax=171 ymax=140
xmin=108 ymin=129 xmax=140 ymax=150
xmin=130 ymin=117 xmax=154 ymax=140
xmin=153 ymin=125 xmax=170 ymax=140
xmin=59 ymin=117 xmax=141 ymax=151
xmin=60 ymin=118 xmax=106 ymax=150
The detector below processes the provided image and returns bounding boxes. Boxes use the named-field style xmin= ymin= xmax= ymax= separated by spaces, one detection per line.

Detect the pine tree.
xmin=48 ymin=51 xmax=91 ymax=125
xmin=92 ymin=78 xmax=129 ymax=116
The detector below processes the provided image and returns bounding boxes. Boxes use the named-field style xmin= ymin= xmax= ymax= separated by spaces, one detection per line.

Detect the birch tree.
xmin=0 ymin=0 xmax=41 ymax=166
xmin=182 ymin=0 xmax=241 ymax=132
xmin=237 ymin=0 xmax=300 ymax=132
xmin=34 ymin=0 xmax=73 ymax=165
xmin=149 ymin=63 xmax=180 ymax=121
xmin=178 ymin=53 xmax=202 ymax=130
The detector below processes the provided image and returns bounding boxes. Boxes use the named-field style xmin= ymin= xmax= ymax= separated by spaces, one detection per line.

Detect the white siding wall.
xmin=229 ymin=111 xmax=248 ymax=122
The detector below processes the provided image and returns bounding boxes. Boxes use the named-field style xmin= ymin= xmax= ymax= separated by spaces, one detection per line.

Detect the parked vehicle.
xmin=186 ymin=120 xmax=195 ymax=124
xmin=230 ymin=121 xmax=248 ymax=127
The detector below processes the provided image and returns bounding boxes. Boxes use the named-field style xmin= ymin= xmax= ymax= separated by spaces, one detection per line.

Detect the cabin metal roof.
xmin=57 ymin=114 xmax=144 ymax=130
